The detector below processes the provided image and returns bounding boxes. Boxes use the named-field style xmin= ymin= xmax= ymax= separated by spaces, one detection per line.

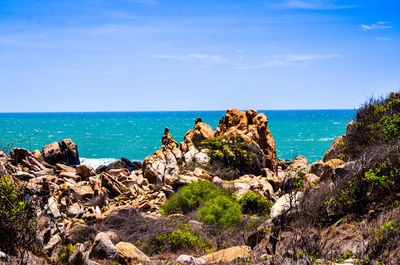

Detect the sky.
xmin=0 ymin=0 xmax=399 ymax=112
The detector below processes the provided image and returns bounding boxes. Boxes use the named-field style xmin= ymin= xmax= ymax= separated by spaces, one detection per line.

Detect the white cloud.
xmin=238 ymin=53 xmax=340 ymax=69
xmin=152 ymin=54 xmax=225 ymax=63
xmin=376 ymin=37 xmax=392 ymax=41
xmin=361 ymin=21 xmax=392 ymax=31
xmin=266 ymin=0 xmax=356 ymax=10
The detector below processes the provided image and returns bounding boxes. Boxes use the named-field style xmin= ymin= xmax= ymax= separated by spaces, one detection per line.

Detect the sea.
xmin=0 ymin=110 xmax=356 ymax=168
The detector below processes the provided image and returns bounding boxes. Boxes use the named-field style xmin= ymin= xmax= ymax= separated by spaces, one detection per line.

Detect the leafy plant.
xmin=238 ymin=192 xmax=273 ymax=216
xmin=198 ymin=195 xmax=242 ymax=227
xmin=149 ymin=229 xmax=213 ymax=254
xmin=59 ymin=243 xmax=77 ymax=264
xmin=160 ymin=181 xmax=233 ymax=215
xmin=0 ymin=174 xmax=36 ymax=254
xmin=203 ymin=135 xmax=263 ymax=178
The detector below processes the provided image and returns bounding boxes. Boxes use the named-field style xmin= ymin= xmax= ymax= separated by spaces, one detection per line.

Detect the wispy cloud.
xmin=266 ymin=0 xmax=356 ymax=10
xmin=376 ymin=37 xmax=392 ymax=41
xmin=361 ymin=21 xmax=392 ymax=30
xmin=152 ymin=54 xmax=226 ymax=63
xmin=239 ymin=54 xmax=340 ymax=69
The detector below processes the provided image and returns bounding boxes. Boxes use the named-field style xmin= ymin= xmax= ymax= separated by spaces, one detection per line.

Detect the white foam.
xmin=79 ymin=157 xmax=118 ymax=169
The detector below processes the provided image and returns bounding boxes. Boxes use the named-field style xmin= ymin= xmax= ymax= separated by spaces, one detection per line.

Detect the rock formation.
xmin=214 ymin=109 xmax=278 ymax=172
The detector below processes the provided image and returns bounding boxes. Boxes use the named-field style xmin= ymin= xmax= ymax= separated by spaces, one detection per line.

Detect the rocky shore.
xmin=1 ymin=102 xmax=400 ymax=264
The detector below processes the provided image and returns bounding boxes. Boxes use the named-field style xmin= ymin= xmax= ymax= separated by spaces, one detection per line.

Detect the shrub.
xmin=150 ymin=229 xmax=213 ymax=254
xmin=204 ymin=135 xmax=264 ymax=178
xmin=58 ymin=243 xmax=76 ymax=264
xmin=238 ymin=192 xmax=273 ymax=216
xmin=160 ymin=181 xmax=232 ymax=215
xmin=0 ymin=174 xmax=36 ymax=254
xmin=198 ymin=195 xmax=242 ymax=227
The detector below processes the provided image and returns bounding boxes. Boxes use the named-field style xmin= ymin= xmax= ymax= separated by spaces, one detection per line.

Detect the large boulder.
xmin=270 ymin=192 xmax=303 ymax=219
xmin=200 ymin=246 xmax=251 ymax=264
xmin=181 ymin=118 xmax=214 ymax=153
xmin=142 ymin=128 xmax=182 ymax=189
xmin=42 ymin=139 xmax=80 ymax=165
xmin=214 ymin=109 xmax=278 ymax=172
xmin=115 ymin=242 xmax=151 ymax=264
xmin=9 ymin=148 xmax=47 ymax=172
xmin=90 ymin=232 xmax=117 ymax=260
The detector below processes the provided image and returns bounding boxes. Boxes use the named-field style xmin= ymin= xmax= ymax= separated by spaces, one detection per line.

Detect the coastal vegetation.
xmin=1 ymin=95 xmax=400 ymax=264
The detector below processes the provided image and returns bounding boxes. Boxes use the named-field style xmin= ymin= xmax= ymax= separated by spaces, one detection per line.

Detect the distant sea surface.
xmin=0 ymin=110 xmax=356 ymax=167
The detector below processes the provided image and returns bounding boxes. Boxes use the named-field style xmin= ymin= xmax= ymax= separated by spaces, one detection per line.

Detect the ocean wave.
xmin=318 ymin=137 xmax=335 ymax=142
xmin=80 ymin=157 xmax=118 ymax=169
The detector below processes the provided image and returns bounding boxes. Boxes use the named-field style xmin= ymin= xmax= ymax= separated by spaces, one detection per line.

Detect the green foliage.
xmin=380 ymin=220 xmax=398 ymax=233
xmin=0 ymin=174 xmax=35 ymax=253
xmin=364 ymin=168 xmax=394 ymax=188
xmin=333 ymin=249 xmax=354 ymax=263
xmin=238 ymin=192 xmax=273 ymax=216
xmin=205 ymin=135 xmax=262 ymax=177
xmin=161 ymin=181 xmax=242 ymax=227
xmin=58 ymin=244 xmax=76 ymax=264
xmin=149 ymin=229 xmax=213 ymax=254
xmin=160 ymin=181 xmax=231 ymax=215
xmin=339 ymin=93 xmax=400 ymax=161
xmin=198 ymin=195 xmax=242 ymax=227
xmin=294 ymin=171 xmax=307 ymax=192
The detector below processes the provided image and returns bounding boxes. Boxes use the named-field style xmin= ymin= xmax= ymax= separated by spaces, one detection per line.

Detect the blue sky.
xmin=0 ymin=0 xmax=399 ymax=111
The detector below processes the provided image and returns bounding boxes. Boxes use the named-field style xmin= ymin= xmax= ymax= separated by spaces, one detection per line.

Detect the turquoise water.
xmin=0 ymin=110 xmax=356 ymax=163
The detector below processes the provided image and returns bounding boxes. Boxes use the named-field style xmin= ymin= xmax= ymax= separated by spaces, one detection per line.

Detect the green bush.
xmin=59 ymin=243 xmax=77 ymax=264
xmin=238 ymin=192 xmax=273 ymax=216
xmin=150 ymin=229 xmax=213 ymax=254
xmin=204 ymin=135 xmax=263 ymax=177
xmin=198 ymin=195 xmax=242 ymax=227
xmin=0 ymin=175 xmax=35 ymax=254
xmin=160 ymin=181 xmax=232 ymax=215
xmin=161 ymin=181 xmax=243 ymax=227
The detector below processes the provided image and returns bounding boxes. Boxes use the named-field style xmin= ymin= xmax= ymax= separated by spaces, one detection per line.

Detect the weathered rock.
xmin=32 ymin=149 xmax=44 ymax=162
xmin=304 ymin=173 xmax=320 ymax=189
xmin=56 ymin=163 xmax=76 ymax=172
xmin=47 ymin=196 xmax=61 ymax=219
xmin=321 ymin=159 xmax=344 ymax=183
xmin=101 ymin=172 xmax=126 ymax=196
xmin=68 ymin=203 xmax=84 ymax=218
xmin=176 ymin=254 xmax=206 ymax=264
xmin=59 ymin=171 xmax=80 ymax=181
xmin=90 ymin=232 xmax=116 ymax=260
xmin=323 ymin=136 xmax=344 ymax=162
xmin=270 ymin=192 xmax=303 ymax=219
xmin=193 ymin=151 xmax=210 ymax=165
xmin=193 ymin=167 xmax=213 ymax=181
xmin=181 ymin=119 xmax=214 ymax=153
xmin=12 ymin=171 xmax=36 ymax=181
xmin=106 ymin=160 xmax=127 ymax=171
xmin=42 ymin=139 xmax=80 ymax=165
xmin=261 ymin=168 xmax=281 ymax=187
xmin=77 ymin=164 xmax=96 ymax=179
xmin=311 ymin=160 xmax=325 ymax=177
xmin=43 ymin=233 xmax=61 ymax=253
xmin=200 ymin=246 xmax=251 ymax=264
xmin=115 ymin=242 xmax=151 ymax=264
xmin=10 ymin=147 xmax=47 ymax=172
xmin=214 ymin=109 xmax=278 ymax=172
xmin=142 ymin=128 xmax=183 ymax=189
xmin=76 ymin=185 xmax=95 ymax=199
xmin=68 ymin=243 xmax=85 ymax=265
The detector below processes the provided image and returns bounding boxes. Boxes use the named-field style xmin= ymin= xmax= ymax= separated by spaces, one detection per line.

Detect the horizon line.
xmin=0 ymin=108 xmax=357 ymax=114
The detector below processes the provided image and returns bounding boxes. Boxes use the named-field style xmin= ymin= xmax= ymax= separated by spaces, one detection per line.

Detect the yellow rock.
xmin=115 ymin=242 xmax=151 ymax=264
xmin=200 ymin=246 xmax=251 ymax=264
